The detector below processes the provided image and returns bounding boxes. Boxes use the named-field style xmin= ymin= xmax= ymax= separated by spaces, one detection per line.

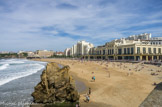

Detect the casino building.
xmin=83 ymin=33 xmax=162 ymax=61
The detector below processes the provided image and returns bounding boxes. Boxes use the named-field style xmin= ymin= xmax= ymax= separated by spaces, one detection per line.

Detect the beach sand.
xmin=32 ymin=58 xmax=162 ymax=107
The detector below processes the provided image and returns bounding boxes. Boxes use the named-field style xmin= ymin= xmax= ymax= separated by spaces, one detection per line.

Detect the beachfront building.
xmin=64 ymin=41 xmax=94 ymax=57
xmin=55 ymin=52 xmax=64 ymax=56
xmin=83 ymin=33 xmax=162 ymax=61
xmin=64 ymin=48 xmax=71 ymax=56
xmin=35 ymin=50 xmax=54 ymax=58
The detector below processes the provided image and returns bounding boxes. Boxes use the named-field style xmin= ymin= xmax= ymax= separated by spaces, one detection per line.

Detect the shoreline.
xmin=31 ymin=58 xmax=162 ymax=107
xmin=0 ymin=67 xmax=44 ymax=107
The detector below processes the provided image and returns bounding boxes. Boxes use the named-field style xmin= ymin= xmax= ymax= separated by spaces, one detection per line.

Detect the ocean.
xmin=0 ymin=59 xmax=47 ymax=107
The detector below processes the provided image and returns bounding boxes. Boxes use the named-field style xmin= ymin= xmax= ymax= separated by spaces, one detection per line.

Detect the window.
xmin=100 ymin=50 xmax=101 ymax=55
xmin=148 ymin=48 xmax=151 ymax=54
xmin=143 ymin=47 xmax=146 ymax=54
xmin=127 ymin=48 xmax=130 ymax=54
xmin=124 ymin=48 xmax=126 ymax=54
xmin=131 ymin=47 xmax=134 ymax=54
xmin=110 ymin=49 xmax=111 ymax=55
xmin=103 ymin=50 xmax=105 ymax=55
xmin=153 ymin=48 xmax=156 ymax=54
xmin=97 ymin=51 xmax=99 ymax=55
xmin=137 ymin=47 xmax=140 ymax=54
xmin=118 ymin=49 xmax=122 ymax=55
xmin=108 ymin=49 xmax=109 ymax=55
xmin=158 ymin=48 xmax=161 ymax=53
xmin=112 ymin=49 xmax=114 ymax=54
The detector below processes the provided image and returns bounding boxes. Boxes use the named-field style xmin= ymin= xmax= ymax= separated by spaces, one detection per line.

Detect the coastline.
xmin=0 ymin=68 xmax=44 ymax=107
xmin=31 ymin=58 xmax=162 ymax=107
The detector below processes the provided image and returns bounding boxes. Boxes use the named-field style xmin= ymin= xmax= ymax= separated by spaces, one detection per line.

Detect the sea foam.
xmin=0 ymin=59 xmax=46 ymax=86
xmin=0 ymin=64 xmax=9 ymax=70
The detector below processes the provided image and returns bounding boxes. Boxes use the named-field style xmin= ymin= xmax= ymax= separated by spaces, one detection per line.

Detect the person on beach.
xmin=89 ymin=88 xmax=91 ymax=95
xmin=153 ymin=82 xmax=157 ymax=86
xmin=86 ymin=95 xmax=90 ymax=102
xmin=92 ymin=76 xmax=95 ymax=82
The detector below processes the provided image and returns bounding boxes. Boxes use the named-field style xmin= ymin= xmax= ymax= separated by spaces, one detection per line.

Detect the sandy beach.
xmin=32 ymin=58 xmax=162 ymax=107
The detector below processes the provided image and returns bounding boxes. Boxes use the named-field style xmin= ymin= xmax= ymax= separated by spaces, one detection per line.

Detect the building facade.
xmin=35 ymin=50 xmax=54 ymax=58
xmin=64 ymin=41 xmax=94 ymax=57
xmin=64 ymin=48 xmax=71 ymax=56
xmin=125 ymin=33 xmax=151 ymax=40
xmin=150 ymin=37 xmax=162 ymax=45
xmin=55 ymin=52 xmax=64 ymax=56
xmin=83 ymin=33 xmax=162 ymax=61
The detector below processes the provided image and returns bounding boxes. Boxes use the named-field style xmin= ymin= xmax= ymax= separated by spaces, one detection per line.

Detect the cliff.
xmin=31 ymin=62 xmax=80 ymax=104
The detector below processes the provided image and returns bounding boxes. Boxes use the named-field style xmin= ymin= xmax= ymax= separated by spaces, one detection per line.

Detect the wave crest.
xmin=0 ymin=64 xmax=9 ymax=70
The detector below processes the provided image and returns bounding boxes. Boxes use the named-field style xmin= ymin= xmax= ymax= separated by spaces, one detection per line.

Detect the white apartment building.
xmin=64 ymin=41 xmax=94 ymax=57
xmin=126 ymin=33 xmax=151 ymax=40
xmin=64 ymin=48 xmax=71 ymax=56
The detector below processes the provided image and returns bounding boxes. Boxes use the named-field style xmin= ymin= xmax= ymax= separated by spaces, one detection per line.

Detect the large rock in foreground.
xmin=32 ymin=62 xmax=80 ymax=104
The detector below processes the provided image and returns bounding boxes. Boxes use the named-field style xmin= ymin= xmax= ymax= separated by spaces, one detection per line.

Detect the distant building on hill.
xmin=125 ymin=33 xmax=151 ymax=40
xmin=0 ymin=51 xmax=10 ymax=54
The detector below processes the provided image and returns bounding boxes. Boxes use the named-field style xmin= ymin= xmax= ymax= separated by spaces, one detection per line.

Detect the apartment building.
xmin=64 ymin=41 xmax=94 ymax=57
xmin=64 ymin=48 xmax=71 ymax=56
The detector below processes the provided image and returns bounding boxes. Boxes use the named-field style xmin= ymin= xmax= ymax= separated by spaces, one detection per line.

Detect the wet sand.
xmin=32 ymin=58 xmax=162 ymax=107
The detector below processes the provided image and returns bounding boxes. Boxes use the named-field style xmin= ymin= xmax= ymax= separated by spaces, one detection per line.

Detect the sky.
xmin=0 ymin=0 xmax=162 ymax=52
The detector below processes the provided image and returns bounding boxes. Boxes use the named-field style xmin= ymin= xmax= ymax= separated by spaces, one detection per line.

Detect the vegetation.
xmin=0 ymin=53 xmax=18 ymax=58
xmin=0 ymin=52 xmax=28 ymax=59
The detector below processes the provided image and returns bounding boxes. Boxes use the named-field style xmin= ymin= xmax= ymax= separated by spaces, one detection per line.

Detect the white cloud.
xmin=0 ymin=0 xmax=162 ymax=51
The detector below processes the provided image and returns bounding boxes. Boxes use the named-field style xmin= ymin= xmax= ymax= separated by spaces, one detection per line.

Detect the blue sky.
xmin=0 ymin=0 xmax=162 ymax=52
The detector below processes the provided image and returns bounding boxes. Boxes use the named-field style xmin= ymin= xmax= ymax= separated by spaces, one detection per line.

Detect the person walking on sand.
xmin=89 ymin=88 xmax=91 ymax=95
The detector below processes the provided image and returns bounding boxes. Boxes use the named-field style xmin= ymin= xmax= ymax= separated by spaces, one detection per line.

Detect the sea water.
xmin=0 ymin=59 xmax=87 ymax=107
xmin=0 ymin=59 xmax=47 ymax=107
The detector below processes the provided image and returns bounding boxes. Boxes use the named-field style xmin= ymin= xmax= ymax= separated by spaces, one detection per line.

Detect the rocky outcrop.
xmin=139 ymin=82 xmax=162 ymax=107
xmin=32 ymin=62 xmax=80 ymax=104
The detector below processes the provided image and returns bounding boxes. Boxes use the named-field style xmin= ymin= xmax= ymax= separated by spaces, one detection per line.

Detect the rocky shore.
xmin=31 ymin=62 xmax=80 ymax=106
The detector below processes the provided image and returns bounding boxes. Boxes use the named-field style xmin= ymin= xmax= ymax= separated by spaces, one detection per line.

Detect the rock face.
xmin=139 ymin=82 xmax=162 ymax=107
xmin=32 ymin=62 xmax=80 ymax=103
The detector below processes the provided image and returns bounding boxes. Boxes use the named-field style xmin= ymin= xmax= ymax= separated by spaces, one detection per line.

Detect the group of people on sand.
xmin=84 ymin=71 xmax=95 ymax=103
xmin=85 ymin=88 xmax=91 ymax=103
